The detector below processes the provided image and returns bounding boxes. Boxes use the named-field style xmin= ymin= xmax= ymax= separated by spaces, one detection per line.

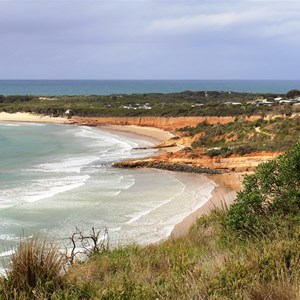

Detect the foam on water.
xmin=0 ymin=250 xmax=15 ymax=258
xmin=24 ymin=175 xmax=90 ymax=203
xmin=0 ymin=122 xmax=45 ymax=127
xmin=0 ymin=234 xmax=18 ymax=242
xmin=119 ymin=173 xmax=216 ymax=244
xmin=0 ymin=123 xmax=20 ymax=127
xmin=75 ymin=126 xmax=137 ymax=149
xmin=32 ymin=156 xmax=100 ymax=173
xmin=126 ymin=179 xmax=186 ymax=224
xmin=0 ymin=175 xmax=90 ymax=207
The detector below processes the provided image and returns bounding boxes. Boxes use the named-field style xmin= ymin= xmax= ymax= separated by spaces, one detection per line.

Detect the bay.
xmin=0 ymin=123 xmax=215 ymax=272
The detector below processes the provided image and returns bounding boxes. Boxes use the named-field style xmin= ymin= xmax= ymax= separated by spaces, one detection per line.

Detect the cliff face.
xmin=166 ymin=151 xmax=280 ymax=172
xmin=71 ymin=116 xmax=266 ymax=131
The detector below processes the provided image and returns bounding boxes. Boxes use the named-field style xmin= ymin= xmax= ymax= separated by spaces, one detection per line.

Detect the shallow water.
xmin=0 ymin=123 xmax=215 ymax=271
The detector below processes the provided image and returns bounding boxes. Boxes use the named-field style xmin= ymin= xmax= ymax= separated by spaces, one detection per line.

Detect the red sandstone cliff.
xmin=71 ymin=116 xmax=283 ymax=172
xmin=71 ymin=116 xmax=270 ymax=131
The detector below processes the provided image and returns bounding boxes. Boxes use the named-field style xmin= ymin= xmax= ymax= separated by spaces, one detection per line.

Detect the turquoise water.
xmin=0 ymin=80 xmax=299 ymax=95
xmin=0 ymin=123 xmax=215 ymax=271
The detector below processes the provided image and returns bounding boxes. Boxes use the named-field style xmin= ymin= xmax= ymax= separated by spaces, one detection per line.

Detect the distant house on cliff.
xmin=65 ymin=109 xmax=75 ymax=116
xmin=224 ymin=102 xmax=241 ymax=105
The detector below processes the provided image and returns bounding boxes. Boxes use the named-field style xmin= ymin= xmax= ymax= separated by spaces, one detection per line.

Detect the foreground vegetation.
xmin=1 ymin=142 xmax=300 ymax=299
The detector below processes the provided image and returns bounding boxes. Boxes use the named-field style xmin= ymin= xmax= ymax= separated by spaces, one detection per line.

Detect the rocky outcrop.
xmin=114 ymin=151 xmax=282 ymax=173
xmin=113 ymin=160 xmax=220 ymax=175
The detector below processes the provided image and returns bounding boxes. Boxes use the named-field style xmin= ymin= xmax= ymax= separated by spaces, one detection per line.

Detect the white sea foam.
xmin=0 ymin=234 xmax=18 ymax=241
xmin=120 ymin=174 xmax=217 ymax=245
xmin=22 ymin=122 xmax=46 ymax=126
xmin=0 ymin=122 xmax=45 ymax=127
xmin=0 ymin=268 xmax=6 ymax=276
xmin=126 ymin=179 xmax=186 ymax=224
xmin=0 ymin=123 xmax=20 ymax=127
xmin=0 ymin=249 xmax=15 ymax=258
xmin=0 ymin=175 xmax=90 ymax=206
xmin=23 ymin=175 xmax=90 ymax=203
xmin=75 ymin=126 xmax=106 ymax=140
xmin=76 ymin=127 xmax=136 ymax=151
xmin=91 ymin=172 xmax=135 ymax=191
xmin=32 ymin=156 xmax=99 ymax=173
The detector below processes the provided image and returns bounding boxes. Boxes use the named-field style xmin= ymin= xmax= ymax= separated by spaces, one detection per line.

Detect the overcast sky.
xmin=0 ymin=0 xmax=299 ymax=80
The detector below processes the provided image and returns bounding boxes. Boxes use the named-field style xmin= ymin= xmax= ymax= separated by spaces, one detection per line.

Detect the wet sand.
xmin=171 ymin=172 xmax=244 ymax=239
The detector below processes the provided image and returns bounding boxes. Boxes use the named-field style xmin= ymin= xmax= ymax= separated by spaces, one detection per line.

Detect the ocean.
xmin=0 ymin=80 xmax=299 ymax=96
xmin=0 ymin=122 xmax=215 ymax=272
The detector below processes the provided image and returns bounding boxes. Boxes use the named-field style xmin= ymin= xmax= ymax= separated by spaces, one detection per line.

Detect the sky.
xmin=0 ymin=0 xmax=300 ymax=80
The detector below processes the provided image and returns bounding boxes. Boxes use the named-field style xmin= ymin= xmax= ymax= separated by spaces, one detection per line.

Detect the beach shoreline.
xmin=0 ymin=112 xmax=70 ymax=124
xmin=171 ymin=172 xmax=243 ymax=239
xmin=0 ymin=112 xmax=241 ymax=241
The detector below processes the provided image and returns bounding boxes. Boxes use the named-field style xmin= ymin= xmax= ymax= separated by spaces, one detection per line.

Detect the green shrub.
xmin=226 ymin=141 xmax=300 ymax=236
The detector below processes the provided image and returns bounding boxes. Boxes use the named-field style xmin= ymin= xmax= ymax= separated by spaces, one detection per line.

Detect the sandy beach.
xmin=102 ymin=124 xmax=183 ymax=153
xmin=103 ymin=124 xmax=173 ymax=142
xmin=0 ymin=113 xmax=171 ymax=142
xmin=0 ymin=112 xmax=69 ymax=124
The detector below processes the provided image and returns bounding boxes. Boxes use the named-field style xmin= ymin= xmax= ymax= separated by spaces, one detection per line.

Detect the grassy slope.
xmin=2 ymin=210 xmax=298 ymax=299
xmin=59 ymin=211 xmax=299 ymax=300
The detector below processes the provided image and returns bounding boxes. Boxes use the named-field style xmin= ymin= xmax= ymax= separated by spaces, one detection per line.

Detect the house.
xmin=224 ymin=102 xmax=241 ymax=105
xmin=279 ymin=99 xmax=295 ymax=104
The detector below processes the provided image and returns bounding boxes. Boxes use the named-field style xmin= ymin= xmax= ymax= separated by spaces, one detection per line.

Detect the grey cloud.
xmin=0 ymin=0 xmax=299 ymax=79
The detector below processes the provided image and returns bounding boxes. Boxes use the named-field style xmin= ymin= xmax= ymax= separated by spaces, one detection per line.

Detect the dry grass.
xmin=2 ymin=237 xmax=65 ymax=299
xmin=0 ymin=211 xmax=299 ymax=299
xmin=248 ymin=283 xmax=298 ymax=300
xmin=62 ymin=211 xmax=300 ymax=299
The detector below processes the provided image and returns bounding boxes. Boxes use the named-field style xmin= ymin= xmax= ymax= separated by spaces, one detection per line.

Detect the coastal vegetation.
xmin=178 ymin=116 xmax=300 ymax=155
xmin=0 ymin=89 xmax=299 ymax=117
xmin=1 ymin=142 xmax=299 ymax=299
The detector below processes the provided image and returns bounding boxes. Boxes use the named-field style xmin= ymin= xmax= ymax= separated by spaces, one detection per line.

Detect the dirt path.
xmin=255 ymin=126 xmax=275 ymax=138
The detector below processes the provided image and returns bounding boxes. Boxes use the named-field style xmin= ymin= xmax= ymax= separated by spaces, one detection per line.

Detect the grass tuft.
xmin=3 ymin=237 xmax=65 ymax=299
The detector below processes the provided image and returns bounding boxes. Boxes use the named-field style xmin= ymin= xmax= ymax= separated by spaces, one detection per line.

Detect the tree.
xmin=286 ymin=89 xmax=300 ymax=99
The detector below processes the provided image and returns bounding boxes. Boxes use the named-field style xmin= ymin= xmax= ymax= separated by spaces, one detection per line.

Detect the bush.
xmin=287 ymin=89 xmax=300 ymax=99
xmin=225 ymin=141 xmax=300 ymax=236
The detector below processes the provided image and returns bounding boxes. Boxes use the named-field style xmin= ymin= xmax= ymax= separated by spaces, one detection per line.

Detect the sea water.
xmin=0 ymin=122 xmax=215 ymax=271
xmin=0 ymin=80 xmax=299 ymax=95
